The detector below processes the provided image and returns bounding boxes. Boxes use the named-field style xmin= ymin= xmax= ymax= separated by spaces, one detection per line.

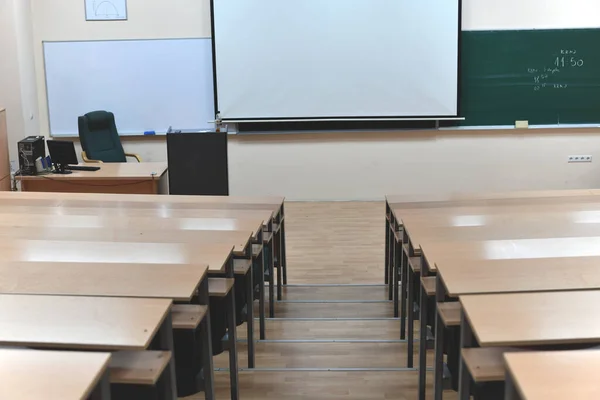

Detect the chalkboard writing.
xmin=526 ymin=50 xmax=584 ymax=92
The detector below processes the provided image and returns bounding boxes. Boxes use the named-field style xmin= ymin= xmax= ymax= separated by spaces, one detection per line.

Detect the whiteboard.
xmin=44 ymin=38 xmax=215 ymax=136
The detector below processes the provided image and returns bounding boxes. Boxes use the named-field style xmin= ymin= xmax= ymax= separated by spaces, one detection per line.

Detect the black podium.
xmin=166 ymin=130 xmax=229 ymax=195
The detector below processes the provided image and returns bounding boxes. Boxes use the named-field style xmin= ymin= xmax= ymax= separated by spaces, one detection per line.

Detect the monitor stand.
xmin=53 ymin=163 xmax=72 ymax=175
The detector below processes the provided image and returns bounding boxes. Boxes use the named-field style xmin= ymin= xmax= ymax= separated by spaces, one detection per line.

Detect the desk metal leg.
xmin=227 ymin=288 xmax=240 ymax=400
xmin=280 ymin=217 xmax=287 ymax=285
xmin=417 ymin=284 xmax=428 ymax=400
xmin=407 ymin=267 xmax=416 ymax=368
xmin=433 ymin=308 xmax=444 ymax=400
xmin=246 ymin=267 xmax=255 ymax=368
xmin=393 ymin=239 xmax=400 ymax=318
xmin=156 ymin=313 xmax=178 ymax=400
xmin=388 ymin=236 xmax=395 ymax=301
xmin=504 ymin=370 xmax=521 ymax=400
xmin=198 ymin=278 xmax=215 ymax=400
xmin=259 ymin=247 xmax=266 ymax=340
xmin=458 ymin=312 xmax=475 ymax=400
xmin=385 ymin=215 xmax=390 ymax=284
xmin=400 ymin=247 xmax=408 ymax=341
xmin=276 ymin=227 xmax=283 ymax=301
xmin=89 ymin=370 xmax=110 ymax=400
xmin=268 ymin=240 xmax=275 ymax=318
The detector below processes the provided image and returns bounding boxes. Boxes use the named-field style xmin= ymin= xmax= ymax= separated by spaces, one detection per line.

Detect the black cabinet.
xmin=166 ymin=131 xmax=229 ymax=195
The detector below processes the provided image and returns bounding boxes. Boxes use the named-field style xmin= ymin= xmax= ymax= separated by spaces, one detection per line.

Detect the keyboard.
xmin=66 ymin=165 xmax=101 ymax=172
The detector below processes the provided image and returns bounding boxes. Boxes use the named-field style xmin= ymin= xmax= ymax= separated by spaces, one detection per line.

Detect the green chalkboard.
xmin=460 ymin=29 xmax=600 ymax=126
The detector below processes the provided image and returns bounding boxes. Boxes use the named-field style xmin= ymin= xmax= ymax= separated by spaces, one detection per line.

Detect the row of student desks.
xmin=0 ymin=191 xmax=286 ymax=400
xmin=385 ymin=190 xmax=600 ymax=400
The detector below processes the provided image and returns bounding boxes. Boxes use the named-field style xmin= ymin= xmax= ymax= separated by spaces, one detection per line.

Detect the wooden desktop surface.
xmin=0 ymin=239 xmax=233 ymax=273
xmin=0 ymin=211 xmax=265 ymax=237
xmin=435 ymin=256 xmax=600 ymax=297
xmin=0 ymin=205 xmax=273 ymax=230
xmin=386 ymin=189 xmax=597 ymax=205
xmin=402 ymin=210 xmax=600 ymax=272
xmin=401 ymin=205 xmax=600 ymax=228
xmin=0 ymin=349 xmax=111 ymax=400
xmin=504 ymin=350 xmax=600 ymax=400
xmin=460 ymin=290 xmax=600 ymax=347
xmin=0 ymin=190 xmax=283 ymax=210
xmin=423 ymin=235 xmax=600 ymax=266
xmin=386 ymin=190 xmax=599 ymax=212
xmin=16 ymin=162 xmax=167 ymax=181
xmin=16 ymin=162 xmax=168 ymax=194
xmin=0 ymin=294 xmax=171 ymax=350
xmin=0 ymin=224 xmax=252 ymax=255
xmin=0 ymin=261 xmax=207 ymax=302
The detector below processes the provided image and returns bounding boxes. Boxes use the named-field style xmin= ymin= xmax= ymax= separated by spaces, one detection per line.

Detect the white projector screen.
xmin=212 ymin=0 xmax=460 ymax=121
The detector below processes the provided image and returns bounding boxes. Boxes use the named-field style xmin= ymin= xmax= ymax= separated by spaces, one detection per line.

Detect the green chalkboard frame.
xmin=459 ymin=28 xmax=600 ymax=127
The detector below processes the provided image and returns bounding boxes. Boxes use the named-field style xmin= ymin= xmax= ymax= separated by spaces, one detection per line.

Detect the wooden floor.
xmin=185 ymin=201 xmax=456 ymax=400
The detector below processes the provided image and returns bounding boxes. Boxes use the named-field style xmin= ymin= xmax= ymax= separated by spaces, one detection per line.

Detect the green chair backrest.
xmin=78 ymin=111 xmax=127 ymax=163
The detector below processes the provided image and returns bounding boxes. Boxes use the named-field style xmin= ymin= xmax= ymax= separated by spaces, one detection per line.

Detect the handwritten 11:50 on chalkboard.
xmin=459 ymin=29 xmax=600 ymax=126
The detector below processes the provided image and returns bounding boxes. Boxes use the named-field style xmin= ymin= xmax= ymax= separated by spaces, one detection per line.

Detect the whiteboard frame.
xmin=85 ymin=0 xmax=128 ymax=21
xmin=42 ymin=37 xmax=215 ymax=137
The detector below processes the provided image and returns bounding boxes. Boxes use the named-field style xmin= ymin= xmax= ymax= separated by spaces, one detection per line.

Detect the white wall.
xmin=4 ymin=0 xmax=600 ymax=199
xmin=0 ymin=0 xmax=32 ymax=166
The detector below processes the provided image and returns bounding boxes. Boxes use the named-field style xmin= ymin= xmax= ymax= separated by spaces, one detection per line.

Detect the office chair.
xmin=77 ymin=111 xmax=142 ymax=163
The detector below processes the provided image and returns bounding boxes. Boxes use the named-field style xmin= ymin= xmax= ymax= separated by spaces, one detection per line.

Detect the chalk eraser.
xmin=144 ymin=130 xmax=156 ymax=135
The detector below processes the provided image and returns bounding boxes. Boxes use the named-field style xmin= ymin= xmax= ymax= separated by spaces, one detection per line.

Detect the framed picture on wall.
xmin=85 ymin=0 xmax=127 ymax=21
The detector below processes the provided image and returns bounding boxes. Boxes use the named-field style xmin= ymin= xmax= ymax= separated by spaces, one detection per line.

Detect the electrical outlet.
xmin=568 ymin=155 xmax=592 ymax=163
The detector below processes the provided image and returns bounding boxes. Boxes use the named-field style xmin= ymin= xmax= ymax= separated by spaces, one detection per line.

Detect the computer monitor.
xmin=47 ymin=140 xmax=78 ymax=174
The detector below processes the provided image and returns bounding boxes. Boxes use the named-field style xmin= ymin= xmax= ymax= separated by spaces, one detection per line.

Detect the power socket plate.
xmin=568 ymin=155 xmax=592 ymax=163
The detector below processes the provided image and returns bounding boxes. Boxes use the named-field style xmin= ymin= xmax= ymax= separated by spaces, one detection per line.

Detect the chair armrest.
xmin=81 ymin=151 xmax=104 ymax=164
xmin=125 ymin=153 xmax=142 ymax=162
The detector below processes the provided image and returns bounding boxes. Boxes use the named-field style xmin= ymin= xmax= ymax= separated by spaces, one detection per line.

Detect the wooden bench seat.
xmin=437 ymin=302 xmax=461 ymax=327
xmin=109 ymin=351 xmax=171 ymax=385
xmin=209 ymin=278 xmax=235 ymax=297
xmin=462 ymin=347 xmax=522 ymax=383
xmin=403 ymin=243 xmax=422 ymax=257
xmin=252 ymin=244 xmax=263 ymax=258
xmin=409 ymin=256 xmax=422 ymax=273
xmin=172 ymin=304 xmax=207 ymax=330
xmin=234 ymin=258 xmax=252 ymax=275
xmin=262 ymin=232 xmax=273 ymax=245
xmin=421 ymin=276 xmax=436 ymax=296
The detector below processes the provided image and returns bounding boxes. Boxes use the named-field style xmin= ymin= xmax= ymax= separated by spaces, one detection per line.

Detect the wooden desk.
xmin=0 ymin=294 xmax=176 ymax=398
xmin=0 ymin=239 xmax=239 ymax=396
xmin=0 ymin=190 xmax=286 ymax=262
xmin=16 ymin=162 xmax=168 ymax=194
xmin=0 ymin=239 xmax=233 ymax=273
xmin=0 ymin=224 xmax=252 ymax=257
xmin=0 ymin=294 xmax=171 ymax=350
xmin=0 ymin=210 xmax=264 ymax=240
xmin=400 ymin=216 xmax=600 ymax=386
xmin=504 ymin=350 xmax=600 ymax=400
xmin=0 ymin=190 xmax=282 ymax=213
xmin=423 ymin=243 xmax=600 ymax=400
xmin=0 ymin=349 xmax=111 ymax=400
xmin=0 ymin=207 xmax=271 ymax=339
xmin=384 ymin=190 xmax=600 ymax=289
xmin=0 ymin=261 xmax=206 ymax=301
xmin=459 ymin=291 xmax=600 ymax=398
xmin=0 ymin=260 xmax=215 ymax=399
xmin=400 ymin=205 xmax=600 ymax=400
